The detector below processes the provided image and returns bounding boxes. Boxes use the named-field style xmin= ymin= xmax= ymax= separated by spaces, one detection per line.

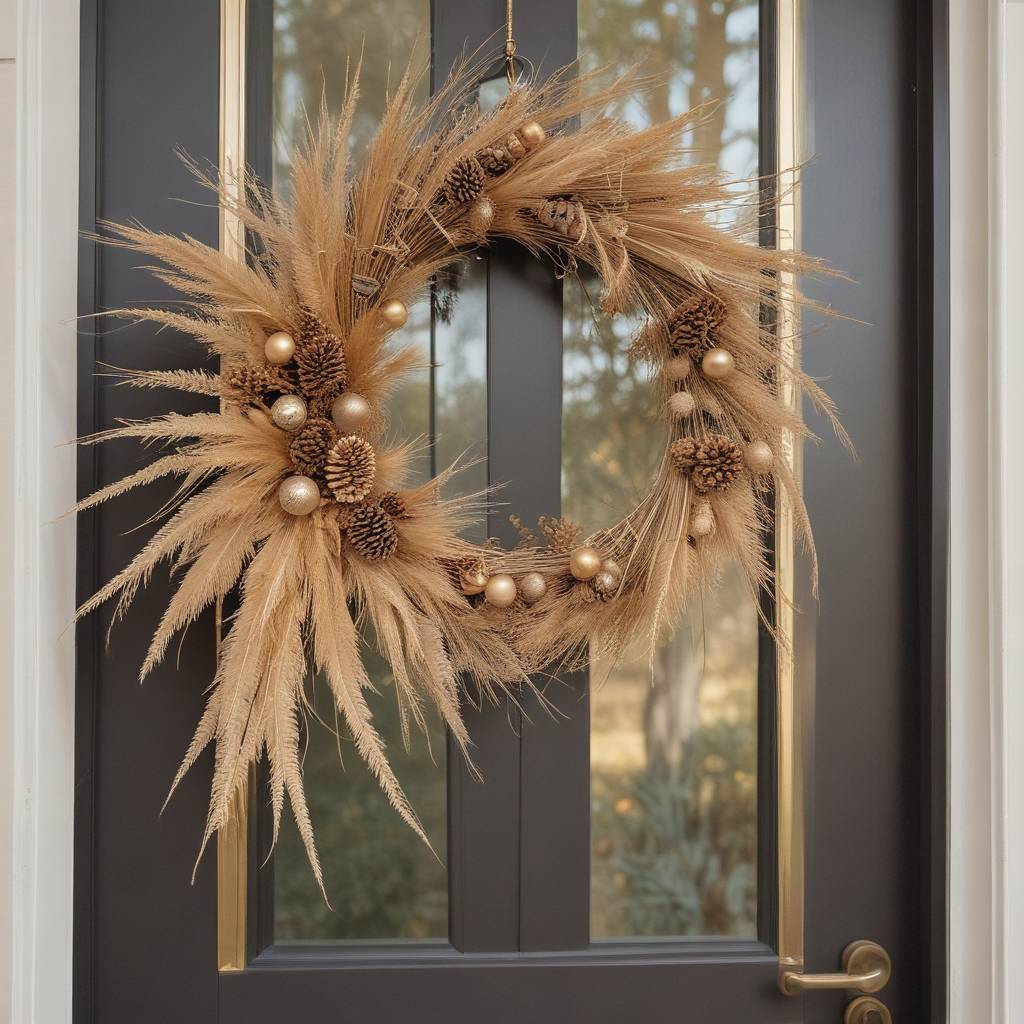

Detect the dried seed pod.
xmin=537 ymin=515 xmax=582 ymax=554
xmin=223 ymin=361 xmax=293 ymax=405
xmin=378 ymin=490 xmax=408 ymax=519
xmin=444 ymin=156 xmax=486 ymax=204
xmin=295 ymin=309 xmax=349 ymax=407
xmin=477 ymin=145 xmax=516 ymax=176
xmin=346 ymin=502 xmax=398 ymax=561
xmin=671 ymin=434 xmax=744 ymax=493
xmin=533 ymin=197 xmax=586 ymax=241
xmin=667 ymin=294 xmax=729 ymax=358
xmin=324 ymin=434 xmax=376 ymax=504
xmin=288 ymin=417 xmax=337 ymax=476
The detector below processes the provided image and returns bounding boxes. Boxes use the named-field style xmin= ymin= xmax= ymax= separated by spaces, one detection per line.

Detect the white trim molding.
xmin=2 ymin=1 xmax=79 ymax=1023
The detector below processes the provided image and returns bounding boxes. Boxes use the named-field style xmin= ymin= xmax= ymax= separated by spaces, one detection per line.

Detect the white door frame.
xmin=1 ymin=0 xmax=1019 ymax=1021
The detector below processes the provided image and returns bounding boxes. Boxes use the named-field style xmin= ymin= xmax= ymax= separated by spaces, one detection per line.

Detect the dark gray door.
xmin=75 ymin=1 xmax=948 ymax=1021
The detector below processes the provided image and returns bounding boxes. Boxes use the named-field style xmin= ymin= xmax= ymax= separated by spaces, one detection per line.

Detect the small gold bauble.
xmin=270 ymin=393 xmax=308 ymax=432
xmin=664 ymin=356 xmax=692 ymax=382
xmin=745 ymin=440 xmax=774 ymax=474
xmin=460 ymin=568 xmax=488 ymax=596
xmin=468 ymin=196 xmax=495 ymax=235
xmin=701 ymin=347 xmax=735 ymax=380
xmin=668 ymin=391 xmax=696 ymax=418
xmin=592 ymin=570 xmax=619 ymax=597
xmin=278 ymin=475 xmax=321 ymax=516
xmin=380 ymin=299 xmax=409 ymax=330
xmin=519 ymin=571 xmax=548 ymax=605
xmin=484 ymin=573 xmax=518 ymax=608
xmin=517 ymin=121 xmax=547 ymax=149
xmin=331 ymin=392 xmax=372 ymax=433
xmin=569 ymin=546 xmax=602 ymax=581
xmin=601 ymin=559 xmax=622 ymax=581
xmin=264 ymin=330 xmax=296 ymax=365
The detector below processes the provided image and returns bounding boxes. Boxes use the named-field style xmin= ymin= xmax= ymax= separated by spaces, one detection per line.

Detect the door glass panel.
xmin=568 ymin=0 xmax=761 ymax=939
xmin=269 ymin=0 xmax=463 ymax=943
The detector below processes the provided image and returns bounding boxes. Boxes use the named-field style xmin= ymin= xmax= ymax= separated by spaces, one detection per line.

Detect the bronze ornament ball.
xmin=601 ymin=559 xmax=622 ymax=581
xmin=278 ymin=475 xmax=321 ymax=516
xmin=270 ymin=394 xmax=308 ymax=432
xmin=331 ymin=392 xmax=372 ymax=434
xmin=264 ymin=330 xmax=296 ymax=365
xmin=569 ymin=546 xmax=602 ymax=581
xmin=380 ymin=299 xmax=409 ymax=330
xmin=460 ymin=567 xmax=488 ymax=596
xmin=701 ymin=347 xmax=735 ymax=380
xmin=745 ymin=440 xmax=774 ymax=474
xmin=484 ymin=573 xmax=518 ymax=608
xmin=517 ymin=121 xmax=547 ymax=149
xmin=519 ymin=571 xmax=548 ymax=605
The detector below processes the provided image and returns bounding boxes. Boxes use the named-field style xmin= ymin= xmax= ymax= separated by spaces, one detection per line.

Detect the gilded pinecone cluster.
xmin=346 ymin=501 xmax=399 ymax=561
xmin=295 ymin=309 xmax=349 ymax=410
xmin=324 ymin=434 xmax=376 ymax=504
xmin=533 ymin=197 xmax=585 ymax=241
xmin=477 ymin=145 xmax=516 ymax=176
xmin=288 ymin=417 xmax=337 ymax=476
xmin=668 ymin=294 xmax=728 ymax=358
xmin=670 ymin=434 xmax=744 ymax=493
xmin=224 ymin=362 xmax=292 ymax=406
xmin=444 ymin=156 xmax=486 ymax=204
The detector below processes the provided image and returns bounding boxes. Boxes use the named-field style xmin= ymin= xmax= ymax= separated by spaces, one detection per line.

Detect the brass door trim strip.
xmin=217 ymin=0 xmax=249 ymax=975
xmin=213 ymin=0 xmax=807 ymax=974
xmin=775 ymin=0 xmax=806 ymax=974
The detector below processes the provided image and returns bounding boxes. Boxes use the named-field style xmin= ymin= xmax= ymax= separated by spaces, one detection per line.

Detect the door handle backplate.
xmin=779 ymin=940 xmax=892 ymax=996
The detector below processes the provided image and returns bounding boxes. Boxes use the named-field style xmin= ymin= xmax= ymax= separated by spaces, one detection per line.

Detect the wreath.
xmin=78 ymin=61 xmax=843 ymax=888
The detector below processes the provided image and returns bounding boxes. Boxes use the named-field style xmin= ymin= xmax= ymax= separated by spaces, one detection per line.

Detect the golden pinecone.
xmin=538 ymin=515 xmax=582 ymax=554
xmin=324 ymin=434 xmax=376 ymax=503
xmin=295 ymin=309 xmax=349 ymax=407
xmin=288 ymin=417 xmax=337 ymax=476
xmin=379 ymin=490 xmax=407 ymax=519
xmin=223 ymin=361 xmax=292 ymax=405
xmin=477 ymin=145 xmax=515 ymax=176
xmin=671 ymin=434 xmax=744 ymax=493
xmin=346 ymin=502 xmax=399 ymax=561
xmin=444 ymin=156 xmax=486 ymax=204
xmin=534 ymin=197 xmax=585 ymax=241
xmin=667 ymin=294 xmax=728 ymax=358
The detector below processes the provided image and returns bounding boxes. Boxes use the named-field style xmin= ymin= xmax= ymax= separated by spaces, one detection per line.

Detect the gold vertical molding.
xmin=217 ymin=0 xmax=249 ymax=974
xmin=775 ymin=0 xmax=805 ymax=975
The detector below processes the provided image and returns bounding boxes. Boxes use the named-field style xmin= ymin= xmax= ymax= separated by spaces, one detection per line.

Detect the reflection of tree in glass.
xmin=272 ymin=0 xmax=430 ymax=187
xmin=274 ymin=641 xmax=447 ymax=941
xmin=572 ymin=0 xmax=762 ymax=940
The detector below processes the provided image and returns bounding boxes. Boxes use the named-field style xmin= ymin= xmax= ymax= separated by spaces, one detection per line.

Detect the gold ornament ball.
xmin=469 ymin=196 xmax=495 ymax=235
xmin=593 ymin=570 xmax=619 ymax=596
xmin=484 ymin=573 xmax=518 ymax=608
xmin=746 ymin=440 xmax=774 ymax=474
xmin=270 ymin=393 xmax=308 ymax=432
xmin=569 ymin=545 xmax=602 ymax=581
xmin=668 ymin=391 xmax=696 ymax=419
xmin=517 ymin=121 xmax=547 ymax=149
xmin=460 ymin=568 xmax=488 ymax=596
xmin=278 ymin=475 xmax=321 ymax=516
xmin=664 ymin=356 xmax=692 ymax=382
xmin=380 ymin=299 xmax=409 ymax=330
xmin=331 ymin=392 xmax=372 ymax=433
xmin=701 ymin=347 xmax=735 ymax=380
xmin=519 ymin=571 xmax=548 ymax=605
xmin=601 ymin=559 xmax=622 ymax=581
xmin=264 ymin=330 xmax=296 ymax=365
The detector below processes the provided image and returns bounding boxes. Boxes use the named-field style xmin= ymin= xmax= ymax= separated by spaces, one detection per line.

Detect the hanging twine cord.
xmin=505 ymin=0 xmax=517 ymax=86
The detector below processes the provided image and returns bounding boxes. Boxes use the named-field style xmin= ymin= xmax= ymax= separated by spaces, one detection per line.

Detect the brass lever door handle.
xmin=779 ymin=940 xmax=892 ymax=996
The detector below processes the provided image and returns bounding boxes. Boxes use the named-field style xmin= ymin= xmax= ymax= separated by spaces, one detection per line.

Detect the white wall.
xmin=1 ymin=1 xmax=79 ymax=1023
